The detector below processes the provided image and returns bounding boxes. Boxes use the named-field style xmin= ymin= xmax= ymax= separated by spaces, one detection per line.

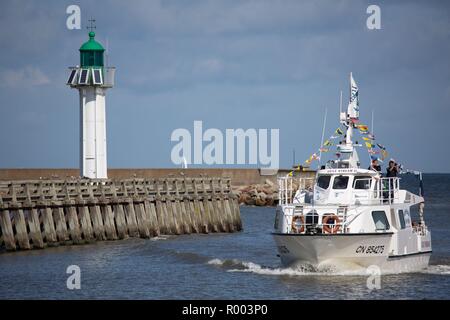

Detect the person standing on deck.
xmin=369 ymin=159 xmax=382 ymax=174
xmin=386 ymin=160 xmax=399 ymax=177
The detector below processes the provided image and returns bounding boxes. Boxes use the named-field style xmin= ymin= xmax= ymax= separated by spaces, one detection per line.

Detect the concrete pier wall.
xmin=0 ymin=178 xmax=241 ymax=252
xmin=0 ymin=168 xmax=315 ymax=186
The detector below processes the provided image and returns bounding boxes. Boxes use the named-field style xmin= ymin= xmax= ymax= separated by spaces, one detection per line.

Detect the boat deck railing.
xmin=278 ymin=176 xmax=314 ymax=206
xmin=351 ymin=177 xmax=401 ymax=204
xmin=278 ymin=176 xmax=401 ymax=206
xmin=277 ymin=206 xmax=349 ymax=234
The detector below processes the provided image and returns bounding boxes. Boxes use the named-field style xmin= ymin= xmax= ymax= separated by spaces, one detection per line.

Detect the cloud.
xmin=0 ymin=66 xmax=50 ymax=88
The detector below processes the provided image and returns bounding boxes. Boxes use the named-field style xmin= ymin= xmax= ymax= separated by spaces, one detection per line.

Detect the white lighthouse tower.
xmin=66 ymin=26 xmax=115 ymax=179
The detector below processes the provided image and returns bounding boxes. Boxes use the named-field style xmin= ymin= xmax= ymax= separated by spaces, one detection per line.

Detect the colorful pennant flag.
xmin=358 ymin=125 xmax=369 ymax=131
xmin=335 ymin=128 xmax=344 ymax=135
xmin=365 ymin=142 xmax=374 ymax=149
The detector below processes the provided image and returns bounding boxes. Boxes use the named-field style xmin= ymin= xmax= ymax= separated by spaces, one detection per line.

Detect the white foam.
xmin=208 ymin=258 xmax=450 ymax=276
xmin=150 ymin=236 xmax=169 ymax=241
xmin=207 ymin=258 xmax=369 ymax=276
xmin=207 ymin=258 xmax=225 ymax=265
xmin=421 ymin=265 xmax=450 ymax=275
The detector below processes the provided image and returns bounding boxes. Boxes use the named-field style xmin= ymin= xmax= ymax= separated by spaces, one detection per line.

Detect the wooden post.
xmin=165 ymin=180 xmax=180 ymax=235
xmin=64 ymin=182 xmax=82 ymax=244
xmin=87 ymin=183 xmax=106 ymax=241
xmin=99 ymin=183 xmax=118 ymax=240
xmin=144 ymin=199 xmax=159 ymax=236
xmin=76 ymin=182 xmax=94 ymax=242
xmin=27 ymin=208 xmax=45 ymax=248
xmin=122 ymin=182 xmax=139 ymax=237
xmin=111 ymin=182 xmax=128 ymax=239
xmin=193 ymin=179 xmax=208 ymax=233
xmin=24 ymin=184 xmax=44 ymax=248
xmin=49 ymin=183 xmax=69 ymax=243
xmin=0 ymin=207 xmax=16 ymax=250
xmin=132 ymin=180 xmax=151 ymax=238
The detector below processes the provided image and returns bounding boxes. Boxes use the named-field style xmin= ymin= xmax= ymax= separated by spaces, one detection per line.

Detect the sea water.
xmin=0 ymin=174 xmax=449 ymax=299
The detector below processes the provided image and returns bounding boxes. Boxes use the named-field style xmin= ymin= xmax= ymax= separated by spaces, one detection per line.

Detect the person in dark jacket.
xmin=369 ymin=159 xmax=382 ymax=174
xmin=386 ymin=160 xmax=399 ymax=177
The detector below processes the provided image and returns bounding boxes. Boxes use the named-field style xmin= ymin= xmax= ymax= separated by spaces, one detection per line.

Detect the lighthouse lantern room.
xmin=66 ymin=28 xmax=115 ymax=179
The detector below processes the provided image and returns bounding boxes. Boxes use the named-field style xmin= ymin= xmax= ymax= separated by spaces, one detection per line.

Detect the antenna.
xmin=318 ymin=108 xmax=328 ymax=168
xmin=292 ymin=149 xmax=296 ymax=167
xmin=105 ymin=37 xmax=109 ymax=68
xmin=87 ymin=18 xmax=96 ymax=32
xmin=371 ymin=109 xmax=374 ymax=135
xmin=339 ymin=90 xmax=343 ymax=114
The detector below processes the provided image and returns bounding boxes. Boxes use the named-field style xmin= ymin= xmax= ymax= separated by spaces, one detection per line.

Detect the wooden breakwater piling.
xmin=0 ymin=178 xmax=241 ymax=252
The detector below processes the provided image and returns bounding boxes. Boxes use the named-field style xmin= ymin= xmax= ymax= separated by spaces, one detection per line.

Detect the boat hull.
xmin=273 ymin=233 xmax=430 ymax=273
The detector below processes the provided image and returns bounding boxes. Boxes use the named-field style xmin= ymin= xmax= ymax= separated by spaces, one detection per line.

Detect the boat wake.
xmin=207 ymin=259 xmax=450 ymax=276
xmin=420 ymin=264 xmax=450 ymax=275
xmin=207 ymin=258 xmax=369 ymax=276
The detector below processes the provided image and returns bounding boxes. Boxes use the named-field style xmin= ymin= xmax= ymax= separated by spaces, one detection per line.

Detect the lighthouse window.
xmin=317 ymin=176 xmax=331 ymax=189
xmin=67 ymin=69 xmax=78 ymax=85
xmin=79 ymin=69 xmax=90 ymax=85
xmin=93 ymin=69 xmax=103 ymax=85
xmin=372 ymin=211 xmax=390 ymax=231
xmin=332 ymin=176 xmax=349 ymax=189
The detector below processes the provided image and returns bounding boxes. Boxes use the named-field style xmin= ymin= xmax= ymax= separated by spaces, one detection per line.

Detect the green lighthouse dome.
xmin=79 ymin=31 xmax=105 ymax=67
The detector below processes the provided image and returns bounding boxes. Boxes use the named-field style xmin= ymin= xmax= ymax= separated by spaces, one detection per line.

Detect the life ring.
xmin=291 ymin=215 xmax=305 ymax=233
xmin=322 ymin=214 xmax=341 ymax=234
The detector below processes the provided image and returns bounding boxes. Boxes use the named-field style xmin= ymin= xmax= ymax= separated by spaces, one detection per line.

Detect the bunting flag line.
xmin=300 ymin=121 xmax=386 ymax=167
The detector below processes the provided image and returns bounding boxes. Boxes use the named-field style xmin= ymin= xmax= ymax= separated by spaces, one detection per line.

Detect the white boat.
xmin=273 ymin=74 xmax=432 ymax=273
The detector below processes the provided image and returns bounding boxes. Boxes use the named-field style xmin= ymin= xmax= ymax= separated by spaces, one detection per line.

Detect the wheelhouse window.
xmin=353 ymin=176 xmax=372 ymax=190
xmin=332 ymin=176 xmax=349 ymax=189
xmin=372 ymin=211 xmax=390 ymax=231
xmin=317 ymin=176 xmax=331 ymax=189
xmin=398 ymin=210 xmax=406 ymax=229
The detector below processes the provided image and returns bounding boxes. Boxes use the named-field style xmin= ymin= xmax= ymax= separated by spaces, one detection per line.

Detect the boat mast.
xmin=318 ymin=108 xmax=328 ymax=168
xmin=336 ymin=72 xmax=361 ymax=168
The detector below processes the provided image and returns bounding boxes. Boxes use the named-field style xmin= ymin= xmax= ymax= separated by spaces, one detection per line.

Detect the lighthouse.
xmin=66 ymin=28 xmax=115 ymax=179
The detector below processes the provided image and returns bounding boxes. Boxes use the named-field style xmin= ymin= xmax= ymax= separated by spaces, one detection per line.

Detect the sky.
xmin=0 ymin=0 xmax=449 ymax=172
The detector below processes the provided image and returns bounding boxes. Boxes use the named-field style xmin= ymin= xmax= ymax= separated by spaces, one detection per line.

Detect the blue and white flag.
xmin=347 ymin=72 xmax=360 ymax=119
xmin=350 ymin=73 xmax=359 ymax=105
